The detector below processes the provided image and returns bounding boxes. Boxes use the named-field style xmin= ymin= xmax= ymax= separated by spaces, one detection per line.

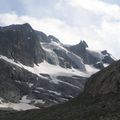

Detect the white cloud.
xmin=95 ymin=18 xmax=120 ymax=58
xmin=0 ymin=12 xmax=81 ymax=45
xmin=68 ymin=0 xmax=120 ymax=19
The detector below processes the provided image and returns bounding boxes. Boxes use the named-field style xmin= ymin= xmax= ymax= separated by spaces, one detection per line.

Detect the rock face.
xmin=0 ymin=23 xmax=46 ymax=66
xmin=48 ymin=35 xmax=61 ymax=43
xmin=65 ymin=40 xmax=88 ymax=63
xmin=35 ymin=31 xmax=51 ymax=43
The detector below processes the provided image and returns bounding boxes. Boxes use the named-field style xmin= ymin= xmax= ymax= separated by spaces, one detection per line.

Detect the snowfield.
xmin=0 ymin=54 xmax=100 ymax=111
xmin=0 ymin=102 xmax=39 ymax=111
xmin=0 ymin=54 xmax=100 ymax=83
xmin=0 ymin=55 xmax=98 ymax=79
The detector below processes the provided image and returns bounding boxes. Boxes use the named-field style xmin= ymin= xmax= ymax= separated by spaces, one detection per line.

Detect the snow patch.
xmin=0 ymin=97 xmax=4 ymax=103
xmin=20 ymin=95 xmax=31 ymax=104
xmin=85 ymin=64 xmax=100 ymax=75
xmin=46 ymin=89 xmax=61 ymax=96
xmin=27 ymin=37 xmax=31 ymax=39
xmin=28 ymin=83 xmax=34 ymax=88
xmin=34 ymin=100 xmax=45 ymax=104
xmin=20 ymin=95 xmax=45 ymax=105
xmin=36 ymin=87 xmax=61 ymax=96
xmin=0 ymin=103 xmax=39 ymax=111
xmin=103 ymin=64 xmax=109 ymax=67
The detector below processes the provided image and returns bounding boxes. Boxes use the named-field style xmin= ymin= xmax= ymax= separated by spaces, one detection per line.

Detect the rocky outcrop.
xmin=48 ymin=35 xmax=61 ymax=43
xmin=35 ymin=31 xmax=61 ymax=43
xmin=35 ymin=31 xmax=51 ymax=43
xmin=93 ymin=62 xmax=104 ymax=69
xmin=84 ymin=60 xmax=120 ymax=96
xmin=0 ymin=23 xmax=46 ymax=66
xmin=66 ymin=40 xmax=115 ymax=69
xmin=53 ymin=49 xmax=86 ymax=70
xmin=66 ymin=40 xmax=89 ymax=63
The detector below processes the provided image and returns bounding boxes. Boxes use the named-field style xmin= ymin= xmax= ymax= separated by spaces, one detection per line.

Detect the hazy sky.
xmin=0 ymin=0 xmax=120 ymax=58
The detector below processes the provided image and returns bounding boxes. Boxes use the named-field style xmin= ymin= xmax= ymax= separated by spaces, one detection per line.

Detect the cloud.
xmin=62 ymin=0 xmax=120 ymax=58
xmin=94 ymin=17 xmax=120 ymax=58
xmin=0 ymin=12 xmax=81 ymax=45
xmin=0 ymin=0 xmax=120 ymax=58
xmin=68 ymin=0 xmax=120 ymax=19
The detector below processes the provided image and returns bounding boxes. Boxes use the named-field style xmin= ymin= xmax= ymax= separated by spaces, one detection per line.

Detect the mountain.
xmin=0 ymin=23 xmax=45 ymax=66
xmin=1 ymin=59 xmax=120 ymax=120
xmin=65 ymin=40 xmax=115 ymax=69
xmin=84 ymin=59 xmax=120 ymax=95
xmin=0 ymin=23 xmax=115 ymax=110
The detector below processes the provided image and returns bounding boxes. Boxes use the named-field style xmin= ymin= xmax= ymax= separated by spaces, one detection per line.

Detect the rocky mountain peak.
xmin=78 ymin=40 xmax=88 ymax=49
xmin=0 ymin=23 xmax=46 ymax=66
xmin=101 ymin=50 xmax=109 ymax=55
xmin=0 ymin=23 xmax=32 ymax=31
xmin=22 ymin=23 xmax=31 ymax=27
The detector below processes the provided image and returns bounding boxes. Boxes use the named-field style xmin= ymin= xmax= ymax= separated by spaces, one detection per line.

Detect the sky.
xmin=0 ymin=0 xmax=120 ymax=58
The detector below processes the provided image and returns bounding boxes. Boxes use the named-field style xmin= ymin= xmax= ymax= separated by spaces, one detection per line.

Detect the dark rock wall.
xmin=0 ymin=23 xmax=46 ymax=66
